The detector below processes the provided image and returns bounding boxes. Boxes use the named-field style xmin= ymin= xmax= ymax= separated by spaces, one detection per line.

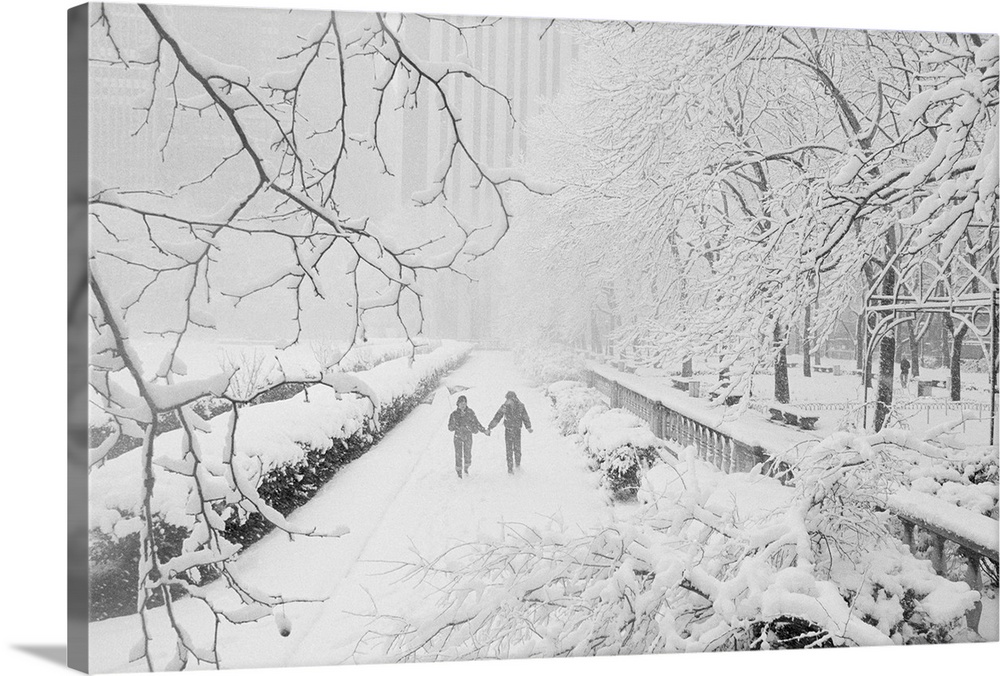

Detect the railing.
xmin=588 ymin=369 xmax=768 ymax=475
xmin=588 ymin=364 xmax=999 ymax=636
xmin=890 ymin=489 xmax=999 ymax=634
xmin=748 ymin=399 xmax=991 ymax=414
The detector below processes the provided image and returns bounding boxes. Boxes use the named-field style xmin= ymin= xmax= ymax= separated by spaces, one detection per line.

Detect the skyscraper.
xmin=404 ymin=14 xmax=576 ymax=341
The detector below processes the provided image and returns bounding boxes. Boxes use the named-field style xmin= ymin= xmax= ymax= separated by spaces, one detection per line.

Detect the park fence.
xmin=586 ymin=369 xmax=769 ymax=475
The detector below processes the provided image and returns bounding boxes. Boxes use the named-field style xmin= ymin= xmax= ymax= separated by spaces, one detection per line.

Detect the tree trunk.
xmin=940 ymin=314 xmax=950 ymax=369
xmin=855 ymin=311 xmax=866 ymax=371
xmin=682 ymin=357 xmax=693 ymax=378
xmin=944 ymin=314 xmax=967 ymax=402
xmin=873 ymin=268 xmax=897 ymax=431
xmin=774 ymin=321 xmax=790 ymax=404
xmin=907 ymin=322 xmax=920 ymax=377
xmin=803 ymin=304 xmax=812 ymax=377
xmin=590 ymin=308 xmax=601 ymax=354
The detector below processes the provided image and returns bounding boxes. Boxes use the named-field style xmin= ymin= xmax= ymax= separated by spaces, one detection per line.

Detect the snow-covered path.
xmin=91 ymin=351 xmax=612 ymax=672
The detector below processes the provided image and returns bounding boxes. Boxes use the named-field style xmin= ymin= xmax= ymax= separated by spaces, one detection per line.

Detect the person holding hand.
xmin=448 ymin=395 xmax=488 ymax=478
xmin=488 ymin=391 xmax=532 ymax=474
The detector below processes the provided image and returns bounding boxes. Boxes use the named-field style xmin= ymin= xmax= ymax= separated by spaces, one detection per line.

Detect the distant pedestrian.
xmin=488 ymin=391 xmax=532 ymax=474
xmin=899 ymin=356 xmax=911 ymax=387
xmin=448 ymin=395 xmax=488 ymax=479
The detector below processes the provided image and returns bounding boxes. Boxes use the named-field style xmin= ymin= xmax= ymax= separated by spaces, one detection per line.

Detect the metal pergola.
xmin=861 ymin=224 xmax=999 ymax=444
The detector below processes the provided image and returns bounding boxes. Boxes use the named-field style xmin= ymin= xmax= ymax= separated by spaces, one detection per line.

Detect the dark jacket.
xmin=448 ymin=407 xmax=486 ymax=439
xmin=489 ymin=399 xmax=532 ymax=433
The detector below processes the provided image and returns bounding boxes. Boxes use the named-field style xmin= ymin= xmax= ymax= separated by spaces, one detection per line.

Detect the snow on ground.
xmin=89 ymin=351 xmax=613 ymax=672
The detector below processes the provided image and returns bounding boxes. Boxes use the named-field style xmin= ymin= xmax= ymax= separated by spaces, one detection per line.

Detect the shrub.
xmin=578 ymin=407 xmax=663 ymax=500
xmin=544 ymin=380 xmax=606 ymax=435
xmin=89 ymin=520 xmax=212 ymax=621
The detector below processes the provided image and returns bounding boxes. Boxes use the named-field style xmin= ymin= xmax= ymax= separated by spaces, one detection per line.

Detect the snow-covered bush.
xmin=906 ymin=445 xmax=998 ymax=517
xmin=834 ymin=549 xmax=980 ymax=644
xmin=339 ymin=339 xmax=442 ymax=373
xmin=545 ymin=380 xmax=607 ymax=435
xmin=513 ymin=342 xmax=587 ymax=386
xmin=381 ymin=428 xmax=980 ymax=660
xmin=88 ymin=343 xmax=471 ymax=620
xmin=89 ymin=397 xmax=235 ymax=468
xmin=578 ymin=407 xmax=663 ymax=500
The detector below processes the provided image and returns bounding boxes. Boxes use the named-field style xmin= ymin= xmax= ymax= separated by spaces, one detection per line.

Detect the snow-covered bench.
xmin=707 ymin=381 xmax=742 ymax=406
xmin=708 ymin=390 xmax=743 ymax=406
xmin=916 ymin=377 xmax=949 ymax=397
xmin=767 ymin=403 xmax=819 ymax=430
xmin=670 ymin=376 xmax=693 ymax=391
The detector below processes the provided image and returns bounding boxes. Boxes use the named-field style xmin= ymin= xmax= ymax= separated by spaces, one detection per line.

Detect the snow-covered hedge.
xmin=544 ymin=380 xmax=606 ymax=435
xmin=578 ymin=407 xmax=664 ymax=500
xmin=340 ymin=339 xmax=441 ymax=372
xmin=88 ymin=341 xmax=471 ymax=620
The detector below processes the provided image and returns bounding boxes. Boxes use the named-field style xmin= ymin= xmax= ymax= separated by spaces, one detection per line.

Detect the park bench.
xmin=710 ymin=369 xmax=743 ymax=405
xmin=767 ymin=403 xmax=819 ymax=430
xmin=709 ymin=390 xmax=743 ymax=406
xmin=671 ymin=376 xmax=692 ymax=391
xmin=813 ymin=365 xmax=834 ymax=373
xmin=916 ymin=378 xmax=949 ymax=397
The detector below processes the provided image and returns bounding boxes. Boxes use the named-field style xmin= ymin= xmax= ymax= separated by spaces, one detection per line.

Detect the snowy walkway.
xmin=91 ymin=351 xmax=613 ymax=671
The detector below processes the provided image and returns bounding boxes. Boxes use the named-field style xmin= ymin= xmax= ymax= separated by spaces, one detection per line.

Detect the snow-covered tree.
xmin=87 ymin=4 xmax=540 ymax=669
xmin=501 ymin=22 xmax=996 ymax=423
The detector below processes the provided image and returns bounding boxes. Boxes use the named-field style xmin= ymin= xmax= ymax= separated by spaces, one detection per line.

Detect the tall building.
xmin=394 ymin=14 xmax=576 ymax=342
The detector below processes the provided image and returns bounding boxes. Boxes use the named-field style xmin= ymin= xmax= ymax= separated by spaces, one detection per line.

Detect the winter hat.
xmin=506 ymin=391 xmax=517 ymax=401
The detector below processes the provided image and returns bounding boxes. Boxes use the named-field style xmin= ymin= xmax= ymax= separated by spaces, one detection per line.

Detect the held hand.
xmin=485 ymin=428 xmax=491 ymax=437
xmin=527 ymin=427 xmax=533 ymax=434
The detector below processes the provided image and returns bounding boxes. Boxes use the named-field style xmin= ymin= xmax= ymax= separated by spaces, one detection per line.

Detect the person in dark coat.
xmin=488 ymin=391 xmax=532 ymax=474
xmin=899 ymin=356 xmax=911 ymax=387
xmin=448 ymin=395 xmax=488 ymax=478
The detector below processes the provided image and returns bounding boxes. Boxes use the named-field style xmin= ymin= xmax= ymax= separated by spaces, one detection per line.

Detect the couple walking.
xmin=447 ymin=391 xmax=532 ymax=478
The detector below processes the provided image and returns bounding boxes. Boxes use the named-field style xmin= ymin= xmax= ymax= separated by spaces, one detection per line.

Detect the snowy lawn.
xmin=89 ymin=351 xmax=614 ymax=671
xmin=630 ymin=354 xmax=994 ymax=446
